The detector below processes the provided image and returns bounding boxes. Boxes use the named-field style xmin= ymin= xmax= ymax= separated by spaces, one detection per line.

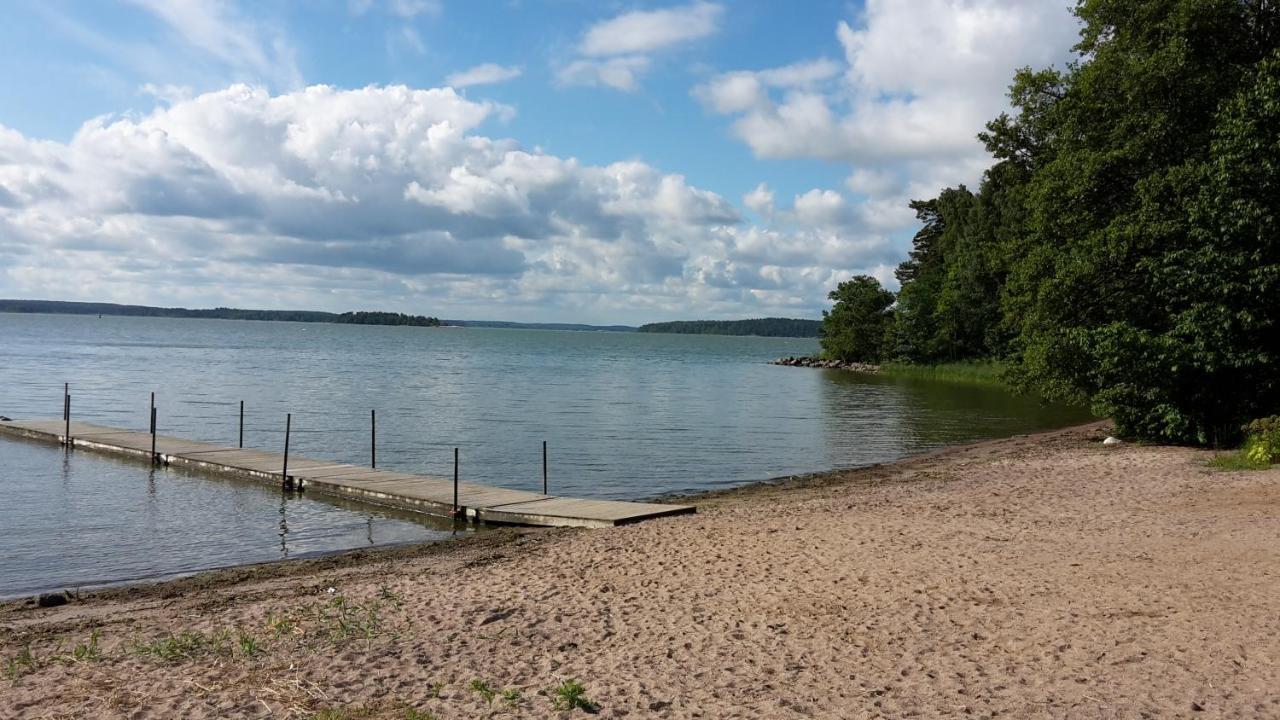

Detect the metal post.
xmin=239 ymin=400 xmax=244 ymax=449
xmin=371 ymin=409 xmax=376 ymax=469
xmin=150 ymin=406 xmax=157 ymax=465
xmin=149 ymin=392 xmax=155 ymax=433
xmin=63 ymin=383 xmax=68 ymax=421
xmin=453 ymin=447 xmax=460 ymax=518
xmin=282 ymin=413 xmax=292 ymax=489
xmin=543 ymin=440 xmax=548 ymax=494
xmin=63 ymin=393 xmax=71 ymax=446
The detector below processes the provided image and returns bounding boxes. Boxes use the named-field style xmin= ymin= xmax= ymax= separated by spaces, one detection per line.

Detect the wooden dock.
xmin=0 ymin=419 xmax=695 ymax=529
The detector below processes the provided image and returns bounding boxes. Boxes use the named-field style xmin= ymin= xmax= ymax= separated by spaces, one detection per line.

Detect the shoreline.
xmin=4 ymin=421 xmax=1107 ymax=610
xmin=5 ymin=418 xmax=1278 ymax=718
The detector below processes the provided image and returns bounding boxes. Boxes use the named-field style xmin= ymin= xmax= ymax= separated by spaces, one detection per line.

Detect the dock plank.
xmin=0 ymin=418 xmax=696 ymax=528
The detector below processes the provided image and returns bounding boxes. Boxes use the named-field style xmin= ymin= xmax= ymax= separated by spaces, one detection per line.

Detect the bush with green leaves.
xmin=1242 ymin=417 xmax=1280 ymax=465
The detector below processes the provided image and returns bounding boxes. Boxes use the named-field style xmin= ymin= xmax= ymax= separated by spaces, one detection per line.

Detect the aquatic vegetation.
xmin=880 ymin=361 xmax=1007 ymax=385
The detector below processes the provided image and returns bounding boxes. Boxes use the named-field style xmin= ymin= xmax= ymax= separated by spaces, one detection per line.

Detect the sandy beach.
xmin=2 ymin=420 xmax=1277 ymax=719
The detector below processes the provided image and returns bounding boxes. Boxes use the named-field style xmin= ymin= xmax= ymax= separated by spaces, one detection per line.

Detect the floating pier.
xmin=0 ymin=418 xmax=695 ymax=529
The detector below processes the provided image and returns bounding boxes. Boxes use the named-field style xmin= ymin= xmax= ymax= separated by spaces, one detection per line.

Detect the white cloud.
xmin=447 ymin=63 xmax=523 ymax=88
xmin=695 ymin=0 xmax=1077 ymax=235
xmin=580 ymin=2 xmax=722 ymax=56
xmin=125 ymin=0 xmax=302 ymax=89
xmin=743 ymin=183 xmax=773 ymax=217
xmin=557 ymin=56 xmax=651 ymax=92
xmin=389 ymin=0 xmax=441 ymax=19
xmin=558 ymin=2 xmax=723 ymax=93
xmin=0 ymin=84 xmax=894 ymax=321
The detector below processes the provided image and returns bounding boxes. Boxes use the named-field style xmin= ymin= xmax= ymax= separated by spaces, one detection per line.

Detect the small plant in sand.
xmin=266 ymin=611 xmax=297 ymax=638
xmin=549 ymin=678 xmax=598 ymax=713
xmin=283 ymin=594 xmax=387 ymax=645
xmin=402 ymin=709 xmax=440 ymax=720
xmin=131 ymin=631 xmax=218 ymax=662
xmin=377 ymin=584 xmax=403 ymax=606
xmin=468 ymin=679 xmax=498 ymax=704
xmin=237 ymin=629 xmax=261 ymax=657
xmin=71 ymin=629 xmax=102 ymax=662
xmin=501 ymin=687 xmax=523 ymax=708
xmin=5 ymin=645 xmax=38 ymax=680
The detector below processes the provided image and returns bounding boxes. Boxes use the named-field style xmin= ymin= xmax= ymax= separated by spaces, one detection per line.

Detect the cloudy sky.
xmin=0 ymin=1 xmax=1078 ymax=323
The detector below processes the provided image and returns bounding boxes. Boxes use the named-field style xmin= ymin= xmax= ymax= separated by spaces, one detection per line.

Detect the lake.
xmin=0 ymin=313 xmax=1090 ymax=597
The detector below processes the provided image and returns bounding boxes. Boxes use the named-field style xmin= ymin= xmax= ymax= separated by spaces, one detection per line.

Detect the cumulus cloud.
xmin=0 ymin=84 xmax=890 ymax=321
xmin=447 ymin=63 xmax=523 ymax=88
xmin=695 ymin=0 xmax=1077 ymax=235
xmin=743 ymin=183 xmax=773 ymax=217
xmin=558 ymin=2 xmax=723 ymax=92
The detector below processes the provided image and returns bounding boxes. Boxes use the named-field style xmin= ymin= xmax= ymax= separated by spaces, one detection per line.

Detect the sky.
xmin=0 ymin=0 xmax=1080 ymax=324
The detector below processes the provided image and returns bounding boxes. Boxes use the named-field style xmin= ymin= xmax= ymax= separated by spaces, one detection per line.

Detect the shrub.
xmin=1242 ymin=416 xmax=1280 ymax=465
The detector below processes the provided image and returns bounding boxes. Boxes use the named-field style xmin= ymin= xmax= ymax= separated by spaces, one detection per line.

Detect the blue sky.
xmin=0 ymin=1 xmax=1078 ymax=323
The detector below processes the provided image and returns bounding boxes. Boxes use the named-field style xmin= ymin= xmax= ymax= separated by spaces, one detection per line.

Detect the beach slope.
xmin=2 ymin=421 xmax=1277 ymax=718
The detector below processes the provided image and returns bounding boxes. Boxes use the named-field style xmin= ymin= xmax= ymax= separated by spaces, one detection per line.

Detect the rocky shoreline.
xmin=772 ymin=355 xmax=881 ymax=373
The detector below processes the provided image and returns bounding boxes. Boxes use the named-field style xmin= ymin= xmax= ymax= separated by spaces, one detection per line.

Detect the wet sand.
xmin=2 ymin=421 xmax=1278 ymax=718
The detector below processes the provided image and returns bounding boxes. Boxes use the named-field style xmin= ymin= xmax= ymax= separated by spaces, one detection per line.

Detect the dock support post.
xmin=150 ymin=406 xmax=157 ymax=465
xmin=453 ymin=447 xmax=461 ymax=519
xmin=371 ymin=409 xmax=376 ymax=469
xmin=543 ymin=440 xmax=548 ymax=494
xmin=63 ymin=392 xmax=70 ymax=447
xmin=282 ymin=413 xmax=292 ymax=490
xmin=239 ymin=400 xmax=244 ymax=449
xmin=63 ymin=383 xmax=68 ymax=421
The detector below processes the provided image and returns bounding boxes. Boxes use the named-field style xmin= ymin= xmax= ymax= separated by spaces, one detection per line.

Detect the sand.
xmin=1 ymin=421 xmax=1277 ymax=719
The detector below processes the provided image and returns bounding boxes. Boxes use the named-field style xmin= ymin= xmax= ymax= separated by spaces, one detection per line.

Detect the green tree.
xmin=1000 ymin=0 xmax=1280 ymax=444
xmin=821 ymin=275 xmax=895 ymax=363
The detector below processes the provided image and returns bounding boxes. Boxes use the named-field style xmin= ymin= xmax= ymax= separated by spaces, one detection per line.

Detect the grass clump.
xmin=130 ymin=631 xmax=220 ymax=662
xmin=468 ymin=679 xmax=497 ymax=704
xmin=71 ymin=629 xmax=102 ymax=663
xmin=549 ymin=678 xmax=598 ymax=713
xmin=4 ymin=646 xmax=38 ymax=680
xmin=880 ymin=360 xmax=1007 ymax=385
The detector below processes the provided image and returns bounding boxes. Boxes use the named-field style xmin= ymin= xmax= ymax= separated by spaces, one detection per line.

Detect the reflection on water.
xmin=0 ymin=438 xmax=464 ymax=599
xmin=0 ymin=312 xmax=1091 ymax=596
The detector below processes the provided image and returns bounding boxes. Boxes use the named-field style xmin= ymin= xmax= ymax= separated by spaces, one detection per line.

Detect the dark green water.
xmin=0 ymin=313 xmax=1090 ymax=597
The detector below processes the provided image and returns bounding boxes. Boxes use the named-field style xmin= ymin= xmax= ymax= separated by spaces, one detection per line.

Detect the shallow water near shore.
xmin=0 ymin=312 xmax=1091 ymax=596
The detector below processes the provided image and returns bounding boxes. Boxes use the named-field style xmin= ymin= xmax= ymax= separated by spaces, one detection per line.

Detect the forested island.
xmin=638 ymin=318 xmax=820 ymax=337
xmin=812 ymin=1 xmax=1280 ymax=454
xmin=0 ymin=300 xmax=443 ymax=327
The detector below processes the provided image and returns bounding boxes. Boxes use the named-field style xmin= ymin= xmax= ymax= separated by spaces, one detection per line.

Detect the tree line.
xmin=638 ymin=318 xmax=821 ymax=337
xmin=0 ymin=300 xmax=443 ymax=327
xmin=821 ymin=0 xmax=1280 ymax=446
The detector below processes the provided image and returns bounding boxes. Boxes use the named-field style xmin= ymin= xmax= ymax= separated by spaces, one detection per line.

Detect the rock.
xmin=36 ymin=592 xmax=68 ymax=608
xmin=1102 ymin=436 xmax=1123 ymax=445
xmin=1191 ymin=701 xmax=1204 ymax=712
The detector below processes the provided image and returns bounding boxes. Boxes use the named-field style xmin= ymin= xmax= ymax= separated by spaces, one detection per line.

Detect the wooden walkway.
xmin=0 ymin=419 xmax=695 ymax=528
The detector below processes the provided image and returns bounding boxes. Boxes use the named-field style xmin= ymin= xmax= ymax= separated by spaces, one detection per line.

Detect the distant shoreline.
xmin=0 ymin=299 xmax=443 ymax=329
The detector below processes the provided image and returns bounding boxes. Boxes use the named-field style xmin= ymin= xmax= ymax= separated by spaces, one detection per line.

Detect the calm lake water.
xmin=0 ymin=313 xmax=1090 ymax=597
